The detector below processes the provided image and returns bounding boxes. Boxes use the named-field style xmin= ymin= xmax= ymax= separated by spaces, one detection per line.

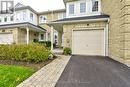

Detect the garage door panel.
xmin=0 ymin=33 xmax=13 ymax=44
xmin=73 ymin=29 xmax=104 ymax=56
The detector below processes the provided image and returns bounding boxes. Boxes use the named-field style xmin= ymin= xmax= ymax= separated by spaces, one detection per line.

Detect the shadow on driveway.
xmin=55 ymin=55 xmax=130 ymax=87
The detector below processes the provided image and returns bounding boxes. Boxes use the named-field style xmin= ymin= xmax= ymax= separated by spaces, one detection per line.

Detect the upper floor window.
xmin=92 ymin=1 xmax=99 ymax=12
xmin=23 ymin=11 xmax=26 ymax=21
xmin=16 ymin=12 xmax=21 ymax=21
xmin=80 ymin=3 xmax=86 ymax=13
xmin=10 ymin=15 xmax=13 ymax=21
xmin=0 ymin=19 xmax=1 ymax=23
xmin=30 ymin=13 xmax=33 ymax=21
xmin=40 ymin=16 xmax=47 ymax=23
xmin=69 ymin=4 xmax=74 ymax=14
xmin=4 ymin=16 xmax=7 ymax=22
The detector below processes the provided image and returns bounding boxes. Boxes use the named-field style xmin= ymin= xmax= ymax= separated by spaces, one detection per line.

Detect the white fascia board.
xmin=48 ymin=18 xmax=109 ymax=25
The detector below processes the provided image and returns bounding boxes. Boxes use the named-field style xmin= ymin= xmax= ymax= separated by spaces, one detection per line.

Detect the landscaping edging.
xmin=0 ymin=59 xmax=54 ymax=70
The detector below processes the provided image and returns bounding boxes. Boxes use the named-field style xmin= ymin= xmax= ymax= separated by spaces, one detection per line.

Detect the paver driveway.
xmin=55 ymin=55 xmax=130 ymax=87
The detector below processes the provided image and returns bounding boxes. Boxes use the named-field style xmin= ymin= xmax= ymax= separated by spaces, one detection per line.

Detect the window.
xmin=0 ymin=18 xmax=1 ymax=22
xmin=80 ymin=3 xmax=86 ymax=13
xmin=40 ymin=16 xmax=47 ymax=23
xmin=16 ymin=12 xmax=21 ymax=21
xmin=92 ymin=1 xmax=99 ymax=12
xmin=63 ymin=13 xmax=66 ymax=18
xmin=40 ymin=34 xmax=44 ymax=40
xmin=30 ymin=13 xmax=33 ymax=21
xmin=23 ymin=11 xmax=26 ymax=21
xmin=69 ymin=4 xmax=74 ymax=14
xmin=4 ymin=16 xmax=7 ymax=22
xmin=10 ymin=15 xmax=13 ymax=21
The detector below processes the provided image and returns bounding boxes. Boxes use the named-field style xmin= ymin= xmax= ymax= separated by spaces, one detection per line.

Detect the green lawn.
xmin=0 ymin=64 xmax=35 ymax=87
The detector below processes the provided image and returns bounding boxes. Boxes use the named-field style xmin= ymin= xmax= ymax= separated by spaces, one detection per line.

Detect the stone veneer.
xmin=102 ymin=0 xmax=130 ymax=66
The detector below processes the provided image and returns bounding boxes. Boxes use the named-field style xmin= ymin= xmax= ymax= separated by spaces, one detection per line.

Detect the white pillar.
xmin=51 ymin=26 xmax=54 ymax=51
xmin=46 ymin=32 xmax=48 ymax=41
xmin=26 ymin=27 xmax=29 ymax=45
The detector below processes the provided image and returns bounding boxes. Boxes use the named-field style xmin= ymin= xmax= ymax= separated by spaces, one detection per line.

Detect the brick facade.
xmin=102 ymin=0 xmax=130 ymax=66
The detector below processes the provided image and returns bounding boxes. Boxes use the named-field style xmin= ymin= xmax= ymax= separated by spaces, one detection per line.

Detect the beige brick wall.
xmin=102 ymin=0 xmax=130 ymax=66
xmin=63 ymin=22 xmax=106 ymax=48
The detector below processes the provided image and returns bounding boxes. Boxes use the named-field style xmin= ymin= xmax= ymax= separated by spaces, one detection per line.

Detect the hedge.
xmin=0 ymin=43 xmax=51 ymax=63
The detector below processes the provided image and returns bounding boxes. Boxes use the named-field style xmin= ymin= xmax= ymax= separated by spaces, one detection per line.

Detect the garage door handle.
xmin=86 ymin=45 xmax=88 ymax=47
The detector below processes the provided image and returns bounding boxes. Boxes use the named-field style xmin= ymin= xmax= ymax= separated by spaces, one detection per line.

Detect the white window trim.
xmin=39 ymin=33 xmax=45 ymax=41
xmin=30 ymin=13 xmax=34 ymax=21
xmin=69 ymin=4 xmax=75 ymax=15
xmin=92 ymin=0 xmax=101 ymax=13
xmin=39 ymin=15 xmax=47 ymax=23
xmin=80 ymin=2 xmax=86 ymax=13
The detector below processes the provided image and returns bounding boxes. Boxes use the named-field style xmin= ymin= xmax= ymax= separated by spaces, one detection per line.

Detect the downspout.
xmin=105 ymin=18 xmax=110 ymax=56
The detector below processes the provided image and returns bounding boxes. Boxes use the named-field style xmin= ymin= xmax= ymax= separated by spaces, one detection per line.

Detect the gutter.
xmin=47 ymin=18 xmax=109 ymax=25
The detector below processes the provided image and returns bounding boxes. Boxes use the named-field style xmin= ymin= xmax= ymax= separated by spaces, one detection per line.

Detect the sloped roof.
xmin=48 ymin=14 xmax=109 ymax=24
xmin=54 ymin=14 xmax=109 ymax=22
xmin=0 ymin=22 xmax=46 ymax=32
xmin=38 ymin=9 xmax=66 ymax=15
xmin=15 ymin=3 xmax=25 ymax=8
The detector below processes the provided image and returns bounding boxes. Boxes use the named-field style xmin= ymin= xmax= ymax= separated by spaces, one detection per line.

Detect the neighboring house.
xmin=0 ymin=3 xmax=65 ymax=45
xmin=43 ymin=0 xmax=130 ymax=67
xmin=38 ymin=9 xmax=66 ymax=46
xmin=0 ymin=3 xmax=46 ymax=44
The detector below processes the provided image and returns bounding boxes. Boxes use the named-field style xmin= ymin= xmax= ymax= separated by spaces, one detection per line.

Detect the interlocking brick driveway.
xmin=55 ymin=55 xmax=130 ymax=87
xmin=17 ymin=55 xmax=71 ymax=87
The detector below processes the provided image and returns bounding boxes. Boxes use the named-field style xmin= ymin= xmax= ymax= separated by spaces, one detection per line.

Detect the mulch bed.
xmin=0 ymin=58 xmax=56 ymax=70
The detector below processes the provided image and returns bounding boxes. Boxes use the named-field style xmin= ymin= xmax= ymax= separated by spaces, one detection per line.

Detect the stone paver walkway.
xmin=17 ymin=55 xmax=71 ymax=87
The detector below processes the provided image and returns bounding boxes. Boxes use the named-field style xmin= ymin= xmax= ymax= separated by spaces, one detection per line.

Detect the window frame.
xmin=80 ymin=2 xmax=86 ymax=13
xmin=69 ymin=4 xmax=75 ymax=14
xmin=10 ymin=15 xmax=14 ymax=21
xmin=30 ymin=13 xmax=34 ymax=21
xmin=40 ymin=16 xmax=47 ymax=23
xmin=4 ymin=16 xmax=7 ymax=22
xmin=39 ymin=33 xmax=45 ymax=41
xmin=92 ymin=1 xmax=99 ymax=12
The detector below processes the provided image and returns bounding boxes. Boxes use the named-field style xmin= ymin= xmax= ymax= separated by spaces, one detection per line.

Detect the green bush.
xmin=0 ymin=43 xmax=51 ymax=63
xmin=63 ymin=47 xmax=72 ymax=55
xmin=37 ymin=41 xmax=51 ymax=48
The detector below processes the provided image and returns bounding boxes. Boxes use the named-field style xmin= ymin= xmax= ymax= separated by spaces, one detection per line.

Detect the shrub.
xmin=63 ymin=47 xmax=72 ymax=55
xmin=37 ymin=41 xmax=51 ymax=48
xmin=0 ymin=43 xmax=51 ymax=63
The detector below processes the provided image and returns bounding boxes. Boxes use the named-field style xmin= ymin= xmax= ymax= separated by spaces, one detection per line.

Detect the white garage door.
xmin=0 ymin=33 xmax=13 ymax=44
xmin=72 ymin=29 xmax=104 ymax=56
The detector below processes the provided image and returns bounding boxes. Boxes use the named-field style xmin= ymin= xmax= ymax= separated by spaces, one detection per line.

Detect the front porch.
xmin=0 ymin=22 xmax=46 ymax=44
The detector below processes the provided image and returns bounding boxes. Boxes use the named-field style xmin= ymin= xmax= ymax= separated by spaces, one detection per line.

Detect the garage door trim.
xmin=72 ymin=27 xmax=108 ymax=56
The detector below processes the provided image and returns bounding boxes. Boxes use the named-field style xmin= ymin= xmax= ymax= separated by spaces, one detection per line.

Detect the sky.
xmin=14 ymin=0 xmax=65 ymax=12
